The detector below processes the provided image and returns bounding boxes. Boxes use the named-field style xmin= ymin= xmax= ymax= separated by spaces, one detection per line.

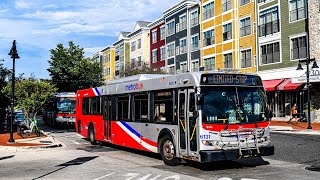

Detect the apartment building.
xmin=101 ymin=46 xmax=115 ymax=82
xmin=148 ymin=18 xmax=166 ymax=69
xmin=163 ymin=0 xmax=198 ymax=74
xmin=256 ymin=0 xmax=320 ymax=118
xmin=200 ymin=0 xmax=257 ymax=72
xmin=113 ymin=32 xmax=131 ymax=78
xmin=127 ymin=21 xmax=151 ymax=68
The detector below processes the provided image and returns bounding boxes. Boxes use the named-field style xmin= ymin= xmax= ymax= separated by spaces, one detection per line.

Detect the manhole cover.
xmin=306 ymin=165 xmax=320 ymax=172
xmin=39 ymin=141 xmax=53 ymax=144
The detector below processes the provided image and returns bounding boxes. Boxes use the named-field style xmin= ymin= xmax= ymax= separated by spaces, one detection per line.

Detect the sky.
xmin=0 ymin=0 xmax=180 ymax=79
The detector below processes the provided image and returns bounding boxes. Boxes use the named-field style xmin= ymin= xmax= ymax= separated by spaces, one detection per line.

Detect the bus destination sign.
xmin=201 ymin=74 xmax=262 ymax=86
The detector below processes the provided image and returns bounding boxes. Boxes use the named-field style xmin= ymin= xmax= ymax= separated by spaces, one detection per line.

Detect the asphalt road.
xmin=1 ymin=122 xmax=320 ymax=180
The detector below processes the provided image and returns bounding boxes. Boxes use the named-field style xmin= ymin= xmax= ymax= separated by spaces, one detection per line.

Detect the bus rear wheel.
xmin=159 ymin=135 xmax=181 ymax=166
xmin=89 ymin=125 xmax=97 ymax=145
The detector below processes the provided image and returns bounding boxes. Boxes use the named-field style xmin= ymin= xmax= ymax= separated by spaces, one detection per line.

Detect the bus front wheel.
xmin=159 ymin=135 xmax=181 ymax=166
xmin=88 ymin=125 xmax=97 ymax=145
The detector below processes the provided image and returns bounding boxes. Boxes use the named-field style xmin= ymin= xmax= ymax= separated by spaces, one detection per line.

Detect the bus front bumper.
xmin=199 ymin=145 xmax=274 ymax=163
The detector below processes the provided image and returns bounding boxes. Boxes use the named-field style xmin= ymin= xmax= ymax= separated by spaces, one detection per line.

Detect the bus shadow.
xmin=184 ymin=157 xmax=270 ymax=171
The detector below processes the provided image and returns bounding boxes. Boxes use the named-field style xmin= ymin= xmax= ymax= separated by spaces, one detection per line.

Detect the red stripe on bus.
xmin=202 ymin=121 xmax=270 ymax=132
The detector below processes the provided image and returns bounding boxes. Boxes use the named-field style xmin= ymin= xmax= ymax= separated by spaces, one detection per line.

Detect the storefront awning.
xmin=262 ymin=79 xmax=285 ymax=91
xmin=277 ymin=78 xmax=303 ymax=91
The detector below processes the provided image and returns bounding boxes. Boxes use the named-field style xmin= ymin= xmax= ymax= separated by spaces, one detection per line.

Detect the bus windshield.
xmin=57 ymin=98 xmax=76 ymax=114
xmin=201 ymin=86 xmax=267 ymax=124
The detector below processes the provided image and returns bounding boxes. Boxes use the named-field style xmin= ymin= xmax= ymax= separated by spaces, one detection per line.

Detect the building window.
xmin=224 ymin=53 xmax=233 ymax=68
xmin=152 ymin=30 xmax=157 ymax=44
xmin=191 ymin=11 xmax=198 ymax=26
xmin=160 ymin=26 xmax=165 ymax=40
xmin=131 ymin=42 xmax=136 ymax=52
xmin=179 ymin=62 xmax=187 ymax=73
xmin=203 ymin=29 xmax=215 ymax=46
xmin=204 ymin=57 xmax=215 ymax=70
xmin=103 ymin=67 xmax=106 ymax=76
xmin=137 ymin=56 xmax=142 ymax=66
xmin=107 ymin=54 xmax=110 ymax=62
xmin=179 ymin=14 xmax=187 ymax=31
xmin=167 ymin=43 xmax=175 ymax=58
xmin=167 ymin=20 xmax=175 ymax=36
xmin=203 ymin=2 xmax=214 ymax=20
xmin=160 ymin=46 xmax=166 ymax=60
xmin=179 ymin=38 xmax=187 ymax=54
xmin=168 ymin=66 xmax=175 ymax=74
xmin=191 ymin=60 xmax=199 ymax=72
xmin=259 ymin=6 xmax=279 ymax=37
xmin=152 ymin=49 xmax=158 ymax=63
xmin=103 ymin=55 xmax=107 ymax=63
xmin=223 ymin=23 xmax=232 ymax=41
xmin=261 ymin=42 xmax=280 ymax=65
xmin=241 ymin=49 xmax=252 ymax=68
xmin=107 ymin=67 xmax=110 ymax=76
xmin=222 ymin=0 xmax=232 ymax=12
xmin=240 ymin=17 xmax=251 ymax=37
xmin=240 ymin=0 xmax=250 ymax=6
xmin=291 ymin=36 xmax=307 ymax=60
xmin=191 ymin=35 xmax=199 ymax=51
xmin=137 ymin=39 xmax=141 ymax=49
xmin=131 ymin=58 xmax=136 ymax=67
xmin=290 ymin=0 xmax=306 ymax=22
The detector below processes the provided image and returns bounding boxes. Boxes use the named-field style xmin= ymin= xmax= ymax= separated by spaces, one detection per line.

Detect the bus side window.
xmin=134 ymin=93 xmax=149 ymax=122
xmin=118 ymin=95 xmax=129 ymax=121
xmin=153 ymin=90 xmax=174 ymax=124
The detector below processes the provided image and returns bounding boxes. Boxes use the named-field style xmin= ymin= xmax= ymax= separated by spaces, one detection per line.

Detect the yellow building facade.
xmin=101 ymin=46 xmax=115 ymax=82
xmin=200 ymin=0 xmax=256 ymax=72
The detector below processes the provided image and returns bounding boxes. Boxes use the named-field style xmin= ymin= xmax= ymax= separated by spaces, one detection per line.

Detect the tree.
xmin=2 ymin=77 xmax=58 ymax=120
xmin=0 ymin=62 xmax=11 ymax=126
xmin=121 ymin=61 xmax=166 ymax=77
xmin=47 ymin=41 xmax=103 ymax=92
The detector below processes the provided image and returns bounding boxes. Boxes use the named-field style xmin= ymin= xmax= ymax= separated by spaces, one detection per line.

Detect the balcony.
xmin=259 ymin=20 xmax=279 ymax=37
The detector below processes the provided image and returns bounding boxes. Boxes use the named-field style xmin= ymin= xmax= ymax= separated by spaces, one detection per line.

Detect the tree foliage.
xmin=47 ymin=41 xmax=103 ymax=92
xmin=2 ymin=77 xmax=58 ymax=119
xmin=0 ymin=62 xmax=11 ymax=124
xmin=121 ymin=61 xmax=166 ymax=77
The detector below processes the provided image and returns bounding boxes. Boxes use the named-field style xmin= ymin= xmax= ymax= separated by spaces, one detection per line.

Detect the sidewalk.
xmin=0 ymin=131 xmax=63 ymax=151
xmin=270 ymin=119 xmax=320 ymax=135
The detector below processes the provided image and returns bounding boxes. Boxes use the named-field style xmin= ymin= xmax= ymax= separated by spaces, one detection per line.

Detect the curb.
xmin=271 ymin=130 xmax=320 ymax=136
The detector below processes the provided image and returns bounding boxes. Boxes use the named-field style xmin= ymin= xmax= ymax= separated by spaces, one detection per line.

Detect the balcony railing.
xmin=191 ymin=17 xmax=198 ymax=26
xmin=259 ymin=20 xmax=279 ymax=37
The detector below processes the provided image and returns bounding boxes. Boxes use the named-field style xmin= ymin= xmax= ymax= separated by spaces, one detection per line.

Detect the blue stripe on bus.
xmin=121 ymin=121 xmax=141 ymax=138
xmin=94 ymin=88 xmax=101 ymax=96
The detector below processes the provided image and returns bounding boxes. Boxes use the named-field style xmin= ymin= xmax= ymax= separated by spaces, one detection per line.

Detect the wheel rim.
xmin=163 ymin=140 xmax=174 ymax=160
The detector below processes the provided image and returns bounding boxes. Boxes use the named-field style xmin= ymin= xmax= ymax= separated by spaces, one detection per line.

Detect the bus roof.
xmin=77 ymin=71 xmax=262 ymax=98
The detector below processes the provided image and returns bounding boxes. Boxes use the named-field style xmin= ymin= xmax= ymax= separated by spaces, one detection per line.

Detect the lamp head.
xmin=312 ymin=61 xmax=319 ymax=69
xmin=296 ymin=63 xmax=304 ymax=70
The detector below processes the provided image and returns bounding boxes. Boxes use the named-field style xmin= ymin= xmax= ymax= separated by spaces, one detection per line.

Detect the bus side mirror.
xmin=196 ymin=94 xmax=204 ymax=105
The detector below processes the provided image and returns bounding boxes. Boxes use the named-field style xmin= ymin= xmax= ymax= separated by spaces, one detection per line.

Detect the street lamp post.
xmin=8 ymin=40 xmax=19 ymax=143
xmin=297 ymin=58 xmax=318 ymax=130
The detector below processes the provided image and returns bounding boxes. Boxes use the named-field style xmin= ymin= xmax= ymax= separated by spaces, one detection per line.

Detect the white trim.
xmin=240 ymin=47 xmax=253 ymax=69
xmin=257 ymin=0 xmax=274 ymax=6
xmin=152 ymin=29 xmax=158 ymax=44
xmin=202 ymin=44 xmax=216 ymax=50
xmin=202 ymin=0 xmax=214 ymax=7
xmin=240 ymin=0 xmax=251 ymax=7
xmin=259 ymin=40 xmax=282 ymax=66
xmin=222 ymin=50 xmax=234 ymax=55
xmin=202 ymin=54 xmax=216 ymax=59
xmin=288 ymin=0 xmax=307 ymax=24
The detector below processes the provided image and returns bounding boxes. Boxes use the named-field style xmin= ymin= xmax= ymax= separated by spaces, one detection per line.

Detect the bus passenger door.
xmin=188 ymin=90 xmax=198 ymax=156
xmin=178 ymin=90 xmax=188 ymax=156
xmin=102 ymin=96 xmax=112 ymax=141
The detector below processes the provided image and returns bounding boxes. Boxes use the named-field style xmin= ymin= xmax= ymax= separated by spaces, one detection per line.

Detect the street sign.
xmin=292 ymin=68 xmax=320 ymax=84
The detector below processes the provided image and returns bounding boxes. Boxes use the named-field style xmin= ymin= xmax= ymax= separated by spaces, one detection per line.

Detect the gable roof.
xmin=117 ymin=31 xmax=131 ymax=41
xmin=134 ymin=21 xmax=151 ymax=31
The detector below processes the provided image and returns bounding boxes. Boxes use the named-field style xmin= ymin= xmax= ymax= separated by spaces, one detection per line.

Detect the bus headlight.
xmin=202 ymin=140 xmax=219 ymax=146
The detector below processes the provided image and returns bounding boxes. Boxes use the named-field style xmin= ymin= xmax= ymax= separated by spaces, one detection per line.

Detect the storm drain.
xmin=39 ymin=141 xmax=53 ymax=144
xmin=306 ymin=165 xmax=320 ymax=172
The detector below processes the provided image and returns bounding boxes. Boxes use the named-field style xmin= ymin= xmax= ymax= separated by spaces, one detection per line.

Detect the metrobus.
xmin=43 ymin=92 xmax=76 ymax=127
xmin=75 ymin=72 xmax=274 ymax=165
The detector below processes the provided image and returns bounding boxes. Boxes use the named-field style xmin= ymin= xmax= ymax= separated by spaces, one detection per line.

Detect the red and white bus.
xmin=43 ymin=92 xmax=76 ymax=127
xmin=76 ymin=72 xmax=274 ymax=165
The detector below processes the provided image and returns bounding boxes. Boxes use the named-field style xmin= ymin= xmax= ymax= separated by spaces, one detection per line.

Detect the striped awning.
xmin=277 ymin=78 xmax=303 ymax=91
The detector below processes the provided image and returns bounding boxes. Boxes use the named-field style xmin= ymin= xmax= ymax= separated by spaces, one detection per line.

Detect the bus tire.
xmin=88 ymin=125 xmax=97 ymax=145
xmin=159 ymin=135 xmax=181 ymax=166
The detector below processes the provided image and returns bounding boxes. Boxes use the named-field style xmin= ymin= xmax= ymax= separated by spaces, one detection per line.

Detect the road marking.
xmin=93 ymin=172 xmax=116 ymax=180
xmin=71 ymin=141 xmax=80 ymax=145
